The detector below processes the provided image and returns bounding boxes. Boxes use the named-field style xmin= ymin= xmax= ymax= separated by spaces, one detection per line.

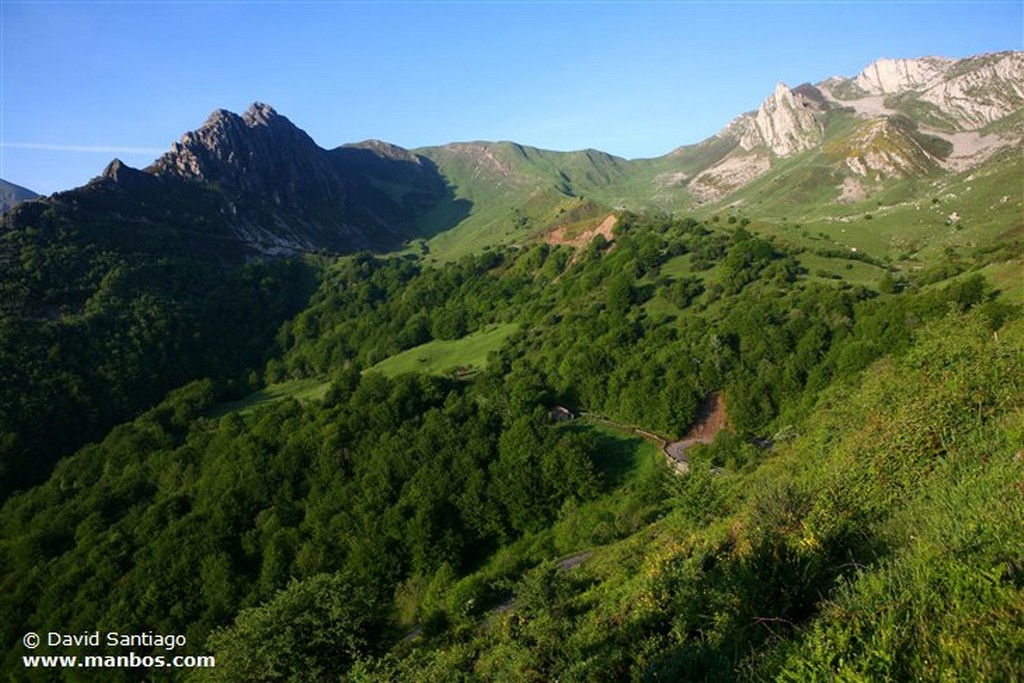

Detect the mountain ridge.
xmin=4 ymin=51 xmax=1020 ymax=261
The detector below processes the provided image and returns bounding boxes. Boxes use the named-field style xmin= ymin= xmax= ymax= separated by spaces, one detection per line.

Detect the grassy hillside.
xmin=354 ymin=309 xmax=1024 ymax=682
xmin=368 ymin=322 xmax=519 ymax=377
xmin=209 ymin=377 xmax=331 ymax=418
xmin=413 ymin=143 xmax=633 ymax=260
xmin=410 ymin=103 xmax=1020 ymax=270
xmin=1 ymin=211 xmax=1020 ymax=682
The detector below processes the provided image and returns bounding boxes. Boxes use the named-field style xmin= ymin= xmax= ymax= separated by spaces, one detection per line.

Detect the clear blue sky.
xmin=2 ymin=1 xmax=1021 ymax=195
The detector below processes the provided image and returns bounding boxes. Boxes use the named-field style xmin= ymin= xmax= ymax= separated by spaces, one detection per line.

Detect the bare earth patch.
xmin=941 ymin=131 xmax=1010 ymax=172
xmin=664 ymin=392 xmax=728 ymax=472
xmin=836 ymin=176 xmax=868 ymax=204
xmin=546 ymin=213 xmax=618 ymax=248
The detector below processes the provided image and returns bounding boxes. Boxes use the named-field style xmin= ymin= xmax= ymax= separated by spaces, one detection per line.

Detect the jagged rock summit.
xmin=677 ymin=51 xmax=1022 ymax=201
xmin=151 ymin=102 xmax=343 ymax=206
xmin=738 ymin=82 xmax=829 ymax=156
xmin=136 ymin=102 xmax=448 ymax=254
xmin=5 ymin=51 xmax=1020 ymax=260
xmin=837 ymin=51 xmax=1024 ymax=130
xmin=1 ymin=102 xmax=453 ymax=257
xmin=853 ymin=56 xmax=951 ymax=94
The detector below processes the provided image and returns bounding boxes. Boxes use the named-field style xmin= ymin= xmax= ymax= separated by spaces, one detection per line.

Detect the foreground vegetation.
xmin=0 ymin=210 xmax=1021 ymax=681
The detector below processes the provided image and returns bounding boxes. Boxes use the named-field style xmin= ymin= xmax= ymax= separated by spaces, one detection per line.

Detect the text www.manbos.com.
xmin=24 ymin=653 xmax=215 ymax=669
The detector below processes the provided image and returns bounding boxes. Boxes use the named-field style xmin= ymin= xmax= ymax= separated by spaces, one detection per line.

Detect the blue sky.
xmin=2 ymin=1 xmax=1021 ymax=195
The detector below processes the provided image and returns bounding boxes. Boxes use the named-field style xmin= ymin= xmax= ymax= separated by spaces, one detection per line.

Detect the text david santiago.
xmin=46 ymin=631 xmax=186 ymax=651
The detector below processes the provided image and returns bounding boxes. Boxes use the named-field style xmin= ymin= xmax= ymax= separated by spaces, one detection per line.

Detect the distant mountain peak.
xmin=95 ymin=158 xmax=162 ymax=193
xmin=729 ymin=81 xmax=828 ymax=157
xmin=854 ymin=55 xmax=951 ymax=94
xmin=0 ymin=178 xmax=39 ymax=214
xmin=243 ymin=101 xmax=279 ymax=125
xmin=151 ymin=102 xmax=324 ymax=191
xmin=136 ymin=104 xmax=453 ymax=255
xmin=101 ymin=158 xmax=130 ymax=180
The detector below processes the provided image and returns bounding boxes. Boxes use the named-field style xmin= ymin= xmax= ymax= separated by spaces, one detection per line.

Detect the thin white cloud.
xmin=1 ymin=142 xmax=165 ymax=155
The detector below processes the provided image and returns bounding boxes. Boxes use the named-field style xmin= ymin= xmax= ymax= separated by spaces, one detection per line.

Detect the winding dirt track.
xmin=405 ymin=396 xmax=728 ymax=642
xmin=663 ymin=393 xmax=728 ymax=473
xmin=587 ymin=392 xmax=727 ymax=475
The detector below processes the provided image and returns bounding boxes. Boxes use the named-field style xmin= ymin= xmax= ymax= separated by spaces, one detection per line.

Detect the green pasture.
xmin=367 ymin=323 xmax=519 ymax=377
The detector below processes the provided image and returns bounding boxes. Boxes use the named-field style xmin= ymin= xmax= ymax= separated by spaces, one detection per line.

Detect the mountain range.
xmin=1 ymin=49 xmax=1022 ymax=682
xmin=3 ymin=50 xmax=1021 ymax=262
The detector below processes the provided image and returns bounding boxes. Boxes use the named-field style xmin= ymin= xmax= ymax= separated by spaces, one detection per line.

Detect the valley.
xmin=0 ymin=49 xmax=1021 ymax=682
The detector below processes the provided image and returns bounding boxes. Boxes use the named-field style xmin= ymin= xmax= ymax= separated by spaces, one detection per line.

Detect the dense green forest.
xmin=0 ymin=181 xmax=318 ymax=499
xmin=1 ymin=211 xmax=1021 ymax=681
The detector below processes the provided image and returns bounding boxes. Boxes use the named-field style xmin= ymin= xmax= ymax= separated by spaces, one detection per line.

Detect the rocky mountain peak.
xmin=95 ymin=158 xmax=160 ymax=192
xmin=150 ymin=102 xmax=330 ymax=196
xmin=242 ymin=101 xmax=280 ymax=126
xmin=737 ymin=82 xmax=827 ymax=156
xmin=854 ymin=56 xmax=951 ymax=94
xmin=828 ymin=52 xmax=1024 ymax=132
xmin=102 ymin=158 xmax=128 ymax=180
xmin=136 ymin=103 xmax=453 ymax=256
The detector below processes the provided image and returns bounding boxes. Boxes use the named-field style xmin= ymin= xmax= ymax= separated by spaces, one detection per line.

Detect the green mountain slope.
xmin=357 ymin=309 xmax=1023 ymax=682
xmin=411 ymin=142 xmax=633 ymax=259
xmin=0 ymin=50 xmax=1021 ymax=683
xmin=409 ymin=52 xmax=1021 ymax=262
xmin=2 ymin=212 xmax=1019 ymax=681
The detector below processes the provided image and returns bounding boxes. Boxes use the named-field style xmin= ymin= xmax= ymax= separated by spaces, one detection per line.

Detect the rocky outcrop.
xmin=916 ymin=52 xmax=1024 ymax=129
xmin=846 ymin=52 xmax=1024 ymax=131
xmin=151 ymin=103 xmax=348 ymax=211
xmin=672 ymin=51 xmax=1023 ymax=205
xmin=143 ymin=103 xmax=449 ymax=254
xmin=826 ymin=118 xmax=940 ymax=179
xmin=689 ymin=152 xmax=771 ymax=201
xmin=737 ymin=83 xmax=829 ymax=156
xmin=677 ymin=82 xmax=828 ymax=201
xmin=854 ymin=56 xmax=951 ymax=94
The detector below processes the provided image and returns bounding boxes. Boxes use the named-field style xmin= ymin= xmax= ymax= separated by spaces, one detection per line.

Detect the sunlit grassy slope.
xmin=209 ymin=377 xmax=331 ymax=418
xmin=209 ymin=324 xmax=520 ymax=417
xmin=410 ymin=109 xmax=1020 ymax=269
xmin=367 ymin=323 xmax=519 ymax=377
xmin=377 ymin=309 xmax=1024 ymax=681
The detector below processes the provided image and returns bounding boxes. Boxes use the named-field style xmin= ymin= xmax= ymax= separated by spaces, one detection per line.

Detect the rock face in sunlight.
xmin=5 ymin=52 xmax=1021 ymax=256
xmin=738 ymin=82 xmax=829 ymax=157
xmin=851 ymin=53 xmax=1024 ymax=130
xmin=668 ymin=51 xmax=1022 ymax=202
xmin=854 ymin=56 xmax=951 ymax=94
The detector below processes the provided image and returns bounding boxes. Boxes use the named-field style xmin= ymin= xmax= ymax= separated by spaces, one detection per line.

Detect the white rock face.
xmin=918 ymin=52 xmax=1024 ymax=129
xmin=736 ymin=83 xmax=826 ymax=156
xmin=684 ymin=51 xmax=1023 ymax=202
xmin=846 ymin=52 xmax=1024 ymax=131
xmin=854 ymin=57 xmax=951 ymax=94
xmin=689 ymin=153 xmax=771 ymax=201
